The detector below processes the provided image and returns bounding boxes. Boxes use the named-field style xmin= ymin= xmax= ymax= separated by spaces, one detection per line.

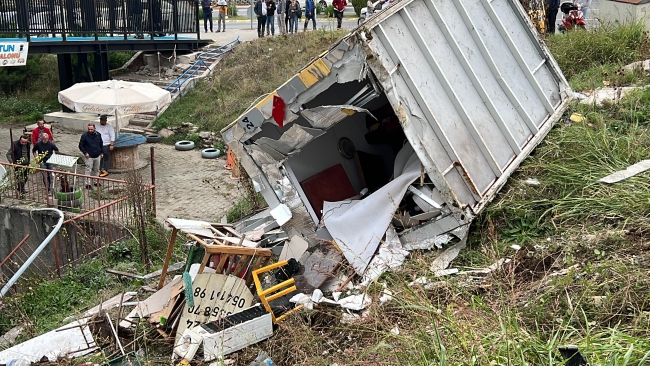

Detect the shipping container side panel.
xmin=374 ymin=15 xmax=498 ymax=194
xmin=467 ymin=0 xmax=550 ymax=126
xmin=491 ymin=0 xmax=562 ymax=112
xmin=403 ymin=0 xmax=517 ymax=170
xmin=367 ymin=26 xmax=480 ymax=207
xmin=438 ymin=0 xmax=535 ymax=148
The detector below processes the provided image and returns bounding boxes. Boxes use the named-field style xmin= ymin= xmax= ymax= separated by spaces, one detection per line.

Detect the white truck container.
xmin=222 ymin=0 xmax=571 ymax=274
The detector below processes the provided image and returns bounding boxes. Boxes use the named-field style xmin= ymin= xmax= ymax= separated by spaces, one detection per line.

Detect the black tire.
xmin=146 ymin=134 xmax=163 ymax=143
xmin=358 ymin=17 xmax=364 ymax=26
xmin=318 ymin=0 xmax=327 ymax=11
xmin=175 ymin=140 xmax=195 ymax=151
xmin=201 ymin=148 xmax=222 ymax=159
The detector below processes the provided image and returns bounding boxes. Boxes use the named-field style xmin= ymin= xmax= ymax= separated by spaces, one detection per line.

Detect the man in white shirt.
xmin=95 ymin=114 xmax=116 ymax=177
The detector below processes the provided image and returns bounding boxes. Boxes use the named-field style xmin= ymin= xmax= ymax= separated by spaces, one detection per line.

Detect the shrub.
xmin=351 ymin=0 xmax=364 ymax=16
xmin=325 ymin=4 xmax=334 ymax=17
xmin=108 ymin=51 xmax=135 ymax=70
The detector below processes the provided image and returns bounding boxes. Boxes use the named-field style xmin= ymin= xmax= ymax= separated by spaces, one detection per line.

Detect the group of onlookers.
xmin=254 ymin=0 xmax=347 ymax=37
xmin=201 ymin=0 xmax=230 ymax=32
xmin=5 ymin=116 xmax=116 ymax=197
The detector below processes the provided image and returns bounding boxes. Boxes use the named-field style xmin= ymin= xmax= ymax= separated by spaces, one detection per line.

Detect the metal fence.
xmin=0 ymin=0 xmax=199 ymax=39
xmin=0 ymin=161 xmax=155 ymax=294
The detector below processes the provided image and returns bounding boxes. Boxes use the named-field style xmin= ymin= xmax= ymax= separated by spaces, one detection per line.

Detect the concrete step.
xmin=129 ymin=118 xmax=152 ymax=128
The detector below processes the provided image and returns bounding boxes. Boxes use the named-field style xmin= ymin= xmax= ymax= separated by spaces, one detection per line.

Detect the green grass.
xmin=155 ymin=30 xmax=347 ymax=136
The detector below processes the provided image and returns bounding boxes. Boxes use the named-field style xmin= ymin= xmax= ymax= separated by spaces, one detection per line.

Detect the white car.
xmin=358 ymin=0 xmax=381 ymax=26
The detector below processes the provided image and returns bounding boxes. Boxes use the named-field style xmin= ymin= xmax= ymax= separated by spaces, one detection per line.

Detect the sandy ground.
xmin=0 ymin=126 xmax=245 ymax=223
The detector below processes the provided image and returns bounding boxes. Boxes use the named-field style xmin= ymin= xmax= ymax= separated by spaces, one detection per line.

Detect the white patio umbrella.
xmin=58 ymin=80 xmax=172 ymax=137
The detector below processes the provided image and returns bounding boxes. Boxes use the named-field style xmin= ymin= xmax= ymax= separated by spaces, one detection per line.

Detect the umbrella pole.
xmin=115 ymin=110 xmax=119 ymax=140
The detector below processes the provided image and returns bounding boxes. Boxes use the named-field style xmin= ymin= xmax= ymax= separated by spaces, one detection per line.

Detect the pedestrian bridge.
xmin=0 ymin=0 xmax=210 ymax=92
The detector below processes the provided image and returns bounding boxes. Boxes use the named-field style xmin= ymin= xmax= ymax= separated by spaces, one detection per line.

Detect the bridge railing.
xmin=0 ymin=0 xmax=199 ymax=40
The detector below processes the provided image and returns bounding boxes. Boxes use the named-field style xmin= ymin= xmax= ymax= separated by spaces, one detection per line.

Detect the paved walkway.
xmin=0 ymin=127 xmax=244 ymax=223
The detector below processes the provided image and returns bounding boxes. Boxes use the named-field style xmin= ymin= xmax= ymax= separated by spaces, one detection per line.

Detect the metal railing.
xmin=0 ymin=162 xmax=155 ymax=295
xmin=0 ymin=0 xmax=199 ymax=40
xmin=165 ymin=36 xmax=242 ymax=96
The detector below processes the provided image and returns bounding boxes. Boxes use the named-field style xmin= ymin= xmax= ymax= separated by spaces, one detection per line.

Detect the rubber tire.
xmin=56 ymin=188 xmax=83 ymax=201
xmin=201 ymin=148 xmax=222 ymax=159
xmin=58 ymin=198 xmax=82 ymax=208
xmin=358 ymin=17 xmax=364 ymax=26
xmin=175 ymin=140 xmax=195 ymax=151
xmin=146 ymin=134 xmax=163 ymax=143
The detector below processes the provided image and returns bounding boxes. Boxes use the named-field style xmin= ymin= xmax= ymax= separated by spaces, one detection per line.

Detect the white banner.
xmin=0 ymin=42 xmax=28 ymax=67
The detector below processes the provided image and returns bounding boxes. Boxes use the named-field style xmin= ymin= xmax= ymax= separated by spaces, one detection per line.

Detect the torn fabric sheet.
xmin=255 ymin=124 xmax=324 ymax=156
xmin=323 ymin=169 xmax=420 ymax=275
xmin=166 ymin=218 xmax=215 ymax=238
xmin=301 ymin=105 xmax=375 ymax=129
xmin=599 ymin=160 xmax=650 ymax=183
xmin=359 ymin=226 xmax=409 ymax=287
xmin=0 ymin=319 xmax=97 ymax=363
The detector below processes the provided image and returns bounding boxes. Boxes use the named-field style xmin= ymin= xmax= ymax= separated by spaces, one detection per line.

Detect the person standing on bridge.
xmin=95 ymin=115 xmax=115 ymax=178
xmin=127 ymin=0 xmax=144 ymax=39
xmin=303 ymin=0 xmax=316 ymax=31
xmin=333 ymin=0 xmax=346 ymax=29
xmin=255 ymin=0 xmax=268 ymax=37
xmin=277 ymin=0 xmax=286 ymax=35
xmin=216 ymin=0 xmax=228 ymax=32
xmin=201 ymin=0 xmax=214 ymax=32
xmin=288 ymin=0 xmax=300 ymax=34
xmin=266 ymin=0 xmax=277 ymax=36
xmin=31 ymin=119 xmax=53 ymax=146
xmin=78 ymin=124 xmax=104 ymax=189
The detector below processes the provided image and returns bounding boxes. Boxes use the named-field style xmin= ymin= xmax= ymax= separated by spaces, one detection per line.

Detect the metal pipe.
xmin=1 ymin=208 xmax=64 ymax=298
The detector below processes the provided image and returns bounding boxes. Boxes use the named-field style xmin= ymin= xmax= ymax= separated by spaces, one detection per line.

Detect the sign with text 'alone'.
xmin=0 ymin=42 xmax=28 ymax=67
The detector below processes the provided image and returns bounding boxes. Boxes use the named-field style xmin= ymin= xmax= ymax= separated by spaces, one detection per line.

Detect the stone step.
xmin=129 ymin=118 xmax=152 ymax=128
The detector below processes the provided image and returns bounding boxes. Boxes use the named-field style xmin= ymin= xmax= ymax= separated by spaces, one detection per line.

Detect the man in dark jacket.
xmin=33 ymin=133 xmax=59 ymax=192
xmin=545 ymin=0 xmax=560 ymax=34
xmin=266 ymin=0 xmax=276 ymax=36
xmin=201 ymin=0 xmax=214 ymax=32
xmin=255 ymin=0 xmax=267 ymax=37
xmin=78 ymin=123 xmax=104 ymax=189
xmin=5 ymin=135 xmax=31 ymax=196
xmin=127 ymin=0 xmax=144 ymax=39
xmin=303 ymin=0 xmax=316 ymax=31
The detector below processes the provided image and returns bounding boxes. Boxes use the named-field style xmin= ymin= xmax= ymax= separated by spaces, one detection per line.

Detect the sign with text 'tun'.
xmin=0 ymin=42 xmax=28 ymax=67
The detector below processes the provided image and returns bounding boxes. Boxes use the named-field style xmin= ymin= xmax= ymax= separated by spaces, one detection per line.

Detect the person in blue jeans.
xmin=288 ymin=0 xmax=300 ymax=34
xmin=32 ymin=133 xmax=59 ymax=192
xmin=303 ymin=0 xmax=316 ymax=31
xmin=201 ymin=0 xmax=214 ymax=32
xmin=255 ymin=0 xmax=268 ymax=37
xmin=266 ymin=0 xmax=276 ymax=36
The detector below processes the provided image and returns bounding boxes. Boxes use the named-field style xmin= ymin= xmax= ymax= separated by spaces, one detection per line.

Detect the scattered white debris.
xmin=379 ymin=288 xmax=393 ymax=304
xmin=429 ymin=239 xmax=466 ymax=273
xmin=434 ymin=268 xmax=459 ymax=277
xmin=599 ymin=159 xmax=650 ymax=184
xmin=390 ymin=326 xmax=400 ymax=335
xmin=523 ymin=178 xmax=540 ymax=185
xmin=510 ymin=244 xmax=522 ymax=251
xmin=338 ymin=294 xmax=372 ymax=311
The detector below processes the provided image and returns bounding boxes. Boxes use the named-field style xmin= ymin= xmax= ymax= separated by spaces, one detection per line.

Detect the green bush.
xmin=0 ymin=96 xmax=58 ymax=122
xmin=325 ymin=4 xmax=334 ymax=17
xmin=108 ymin=51 xmax=135 ymax=70
xmin=351 ymin=0 xmax=364 ymax=16
xmin=228 ymin=1 xmax=238 ymax=17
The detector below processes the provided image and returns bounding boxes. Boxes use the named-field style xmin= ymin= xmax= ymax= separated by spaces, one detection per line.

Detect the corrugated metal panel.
xmin=363 ymin=0 xmax=570 ymax=214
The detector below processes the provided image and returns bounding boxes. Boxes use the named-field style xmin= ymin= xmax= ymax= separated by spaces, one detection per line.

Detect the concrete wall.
xmin=600 ymin=1 xmax=650 ymax=32
xmin=0 ymin=206 xmax=60 ymax=279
